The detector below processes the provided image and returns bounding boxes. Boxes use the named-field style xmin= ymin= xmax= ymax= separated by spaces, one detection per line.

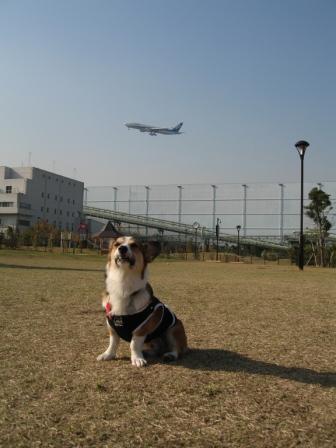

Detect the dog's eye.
xmin=130 ymin=243 xmax=137 ymax=249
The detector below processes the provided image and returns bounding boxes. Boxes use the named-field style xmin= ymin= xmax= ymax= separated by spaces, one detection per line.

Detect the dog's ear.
xmin=143 ymin=241 xmax=161 ymax=262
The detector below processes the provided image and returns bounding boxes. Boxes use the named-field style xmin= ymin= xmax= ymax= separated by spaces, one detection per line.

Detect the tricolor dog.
xmin=97 ymin=236 xmax=188 ymax=367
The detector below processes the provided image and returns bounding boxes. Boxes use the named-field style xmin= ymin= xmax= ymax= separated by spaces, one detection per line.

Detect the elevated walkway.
xmin=83 ymin=205 xmax=290 ymax=252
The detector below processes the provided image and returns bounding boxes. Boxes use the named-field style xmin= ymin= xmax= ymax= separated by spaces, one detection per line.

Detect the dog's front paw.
xmin=97 ymin=352 xmax=116 ymax=361
xmin=131 ymin=356 xmax=147 ymax=367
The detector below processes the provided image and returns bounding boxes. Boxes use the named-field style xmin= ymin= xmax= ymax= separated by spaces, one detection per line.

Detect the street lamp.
xmin=145 ymin=186 xmax=150 ymax=239
xmin=236 ymin=225 xmax=241 ymax=261
xmin=193 ymin=221 xmax=200 ymax=259
xmin=294 ymin=140 xmax=310 ymax=270
xmin=113 ymin=187 xmax=118 ymax=211
xmin=84 ymin=188 xmax=88 ymax=207
xmin=216 ymin=218 xmax=221 ymax=261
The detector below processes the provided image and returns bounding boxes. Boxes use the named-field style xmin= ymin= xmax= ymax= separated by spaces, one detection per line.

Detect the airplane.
xmin=125 ymin=122 xmax=183 ymax=136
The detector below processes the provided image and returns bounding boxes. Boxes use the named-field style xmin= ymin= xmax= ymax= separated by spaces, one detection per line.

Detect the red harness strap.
xmin=105 ymin=302 xmax=111 ymax=314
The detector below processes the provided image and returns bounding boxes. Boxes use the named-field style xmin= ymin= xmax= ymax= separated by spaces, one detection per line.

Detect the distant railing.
xmin=83 ymin=205 xmax=290 ymax=251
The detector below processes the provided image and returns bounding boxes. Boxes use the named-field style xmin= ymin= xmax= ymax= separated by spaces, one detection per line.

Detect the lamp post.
xmin=236 ymin=225 xmax=241 ymax=261
xmin=84 ymin=188 xmax=88 ymax=207
xmin=211 ymin=185 xmax=217 ymax=231
xmin=177 ymin=185 xmax=183 ymax=244
xmin=193 ymin=221 xmax=200 ymax=259
xmin=113 ymin=187 xmax=118 ymax=211
xmin=216 ymin=218 xmax=221 ymax=261
xmin=145 ymin=186 xmax=150 ymax=239
xmin=294 ymin=140 xmax=310 ymax=271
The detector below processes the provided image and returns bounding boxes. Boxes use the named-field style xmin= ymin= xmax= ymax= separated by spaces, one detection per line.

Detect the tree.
xmin=21 ymin=221 xmax=60 ymax=248
xmin=5 ymin=226 xmax=19 ymax=249
xmin=305 ymin=188 xmax=332 ymax=267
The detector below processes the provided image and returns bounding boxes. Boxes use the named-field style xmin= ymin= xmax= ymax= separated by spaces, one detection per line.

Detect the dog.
xmin=97 ymin=236 xmax=188 ymax=367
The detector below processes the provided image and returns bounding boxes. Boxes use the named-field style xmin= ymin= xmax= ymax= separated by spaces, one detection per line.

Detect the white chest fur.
xmin=105 ymin=267 xmax=150 ymax=315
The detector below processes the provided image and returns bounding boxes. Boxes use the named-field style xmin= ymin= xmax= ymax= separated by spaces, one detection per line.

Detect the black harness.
xmin=106 ymin=297 xmax=176 ymax=342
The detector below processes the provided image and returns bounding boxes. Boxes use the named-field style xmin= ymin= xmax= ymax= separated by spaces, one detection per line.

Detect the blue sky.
xmin=0 ymin=0 xmax=335 ymax=186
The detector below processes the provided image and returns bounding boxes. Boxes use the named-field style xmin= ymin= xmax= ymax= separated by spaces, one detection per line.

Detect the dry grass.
xmin=0 ymin=250 xmax=335 ymax=447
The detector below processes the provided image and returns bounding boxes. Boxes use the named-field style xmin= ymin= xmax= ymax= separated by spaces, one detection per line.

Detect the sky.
xmin=0 ymin=0 xmax=335 ymax=186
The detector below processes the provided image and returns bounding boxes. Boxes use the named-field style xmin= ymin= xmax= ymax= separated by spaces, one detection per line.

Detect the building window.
xmin=46 ymin=207 xmax=49 ymax=213
xmin=41 ymin=206 xmax=44 ymax=212
xmin=41 ymin=192 xmax=44 ymax=198
xmin=6 ymin=186 xmax=12 ymax=194
xmin=20 ymin=202 xmax=31 ymax=210
xmin=73 ymin=199 xmax=75 ymax=205
xmin=47 ymin=193 xmax=50 ymax=199
xmin=60 ymin=210 xmax=62 ymax=215
xmin=55 ymin=195 xmax=57 ymax=200
xmin=66 ymin=211 xmax=69 ymax=217
xmin=18 ymin=220 xmax=30 ymax=226
xmin=72 ymin=212 xmax=74 ymax=217
xmin=67 ymin=198 xmax=70 ymax=204
xmin=54 ymin=209 xmax=57 ymax=214
xmin=0 ymin=202 xmax=14 ymax=207
xmin=60 ymin=196 xmax=63 ymax=202
xmin=71 ymin=223 xmax=74 ymax=231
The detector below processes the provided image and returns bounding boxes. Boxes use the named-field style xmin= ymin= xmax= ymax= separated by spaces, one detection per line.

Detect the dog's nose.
xmin=118 ymin=245 xmax=128 ymax=255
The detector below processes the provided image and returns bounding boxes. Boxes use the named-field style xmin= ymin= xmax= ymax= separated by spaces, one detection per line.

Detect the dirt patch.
xmin=0 ymin=251 xmax=335 ymax=447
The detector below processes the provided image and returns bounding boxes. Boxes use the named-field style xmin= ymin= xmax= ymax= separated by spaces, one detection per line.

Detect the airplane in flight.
xmin=125 ymin=121 xmax=183 ymax=136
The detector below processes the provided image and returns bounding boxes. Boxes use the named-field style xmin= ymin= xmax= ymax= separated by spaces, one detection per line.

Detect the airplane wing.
xmin=148 ymin=127 xmax=168 ymax=132
xmin=140 ymin=127 xmax=155 ymax=132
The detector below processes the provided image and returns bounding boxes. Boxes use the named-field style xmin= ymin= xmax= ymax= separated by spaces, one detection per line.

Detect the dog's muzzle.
xmin=115 ymin=245 xmax=135 ymax=267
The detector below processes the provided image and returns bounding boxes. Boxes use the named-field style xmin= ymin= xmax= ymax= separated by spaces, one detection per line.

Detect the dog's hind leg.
xmin=143 ymin=338 xmax=166 ymax=358
xmin=97 ymin=324 xmax=120 ymax=361
xmin=163 ymin=319 xmax=188 ymax=362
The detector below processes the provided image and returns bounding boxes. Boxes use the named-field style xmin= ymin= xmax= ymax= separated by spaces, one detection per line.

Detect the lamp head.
xmin=295 ymin=140 xmax=310 ymax=157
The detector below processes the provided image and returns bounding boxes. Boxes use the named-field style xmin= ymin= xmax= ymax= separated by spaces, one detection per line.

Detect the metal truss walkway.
xmin=84 ymin=205 xmax=290 ymax=252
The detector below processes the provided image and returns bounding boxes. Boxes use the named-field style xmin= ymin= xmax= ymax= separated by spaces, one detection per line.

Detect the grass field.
xmin=0 ymin=250 xmax=335 ymax=447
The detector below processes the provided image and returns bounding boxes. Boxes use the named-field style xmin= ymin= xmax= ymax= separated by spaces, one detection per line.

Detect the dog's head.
xmin=107 ymin=236 xmax=161 ymax=278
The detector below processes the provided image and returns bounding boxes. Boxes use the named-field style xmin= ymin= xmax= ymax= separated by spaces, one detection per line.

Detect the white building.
xmin=0 ymin=166 xmax=84 ymax=232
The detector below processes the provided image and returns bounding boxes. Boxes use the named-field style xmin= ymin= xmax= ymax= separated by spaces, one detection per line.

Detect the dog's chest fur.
xmin=105 ymin=268 xmax=150 ymax=315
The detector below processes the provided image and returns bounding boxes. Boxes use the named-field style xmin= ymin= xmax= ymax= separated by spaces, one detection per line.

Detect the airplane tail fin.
xmin=173 ymin=122 xmax=183 ymax=132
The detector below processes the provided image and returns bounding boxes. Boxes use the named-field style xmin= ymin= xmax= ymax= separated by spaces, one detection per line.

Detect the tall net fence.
xmin=86 ymin=182 xmax=336 ymax=241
